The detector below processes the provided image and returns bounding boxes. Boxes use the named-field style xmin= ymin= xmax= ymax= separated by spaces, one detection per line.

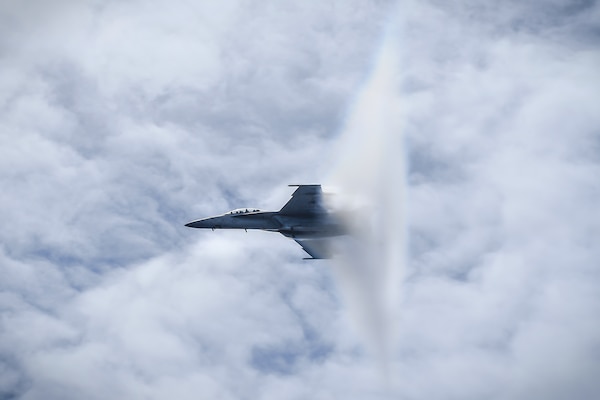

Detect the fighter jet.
xmin=185 ymin=185 xmax=344 ymax=259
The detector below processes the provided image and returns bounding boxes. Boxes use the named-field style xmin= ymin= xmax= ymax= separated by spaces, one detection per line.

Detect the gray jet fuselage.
xmin=185 ymin=209 xmax=344 ymax=239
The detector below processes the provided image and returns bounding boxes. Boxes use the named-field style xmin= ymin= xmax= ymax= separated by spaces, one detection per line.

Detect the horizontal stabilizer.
xmin=293 ymin=238 xmax=332 ymax=259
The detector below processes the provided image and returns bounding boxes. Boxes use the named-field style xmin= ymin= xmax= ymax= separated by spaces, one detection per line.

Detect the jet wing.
xmin=279 ymin=185 xmax=326 ymax=216
xmin=293 ymin=238 xmax=332 ymax=259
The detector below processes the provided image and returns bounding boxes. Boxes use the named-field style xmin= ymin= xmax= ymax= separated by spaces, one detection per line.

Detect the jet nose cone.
xmin=185 ymin=219 xmax=205 ymax=228
xmin=185 ymin=218 xmax=219 ymax=229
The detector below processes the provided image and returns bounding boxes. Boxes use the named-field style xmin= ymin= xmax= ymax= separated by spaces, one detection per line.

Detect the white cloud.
xmin=1 ymin=0 xmax=599 ymax=399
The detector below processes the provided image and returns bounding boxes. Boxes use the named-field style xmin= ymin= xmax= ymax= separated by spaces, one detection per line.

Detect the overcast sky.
xmin=1 ymin=0 xmax=599 ymax=399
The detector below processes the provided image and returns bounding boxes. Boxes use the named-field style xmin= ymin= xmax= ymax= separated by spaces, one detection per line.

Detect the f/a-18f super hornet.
xmin=185 ymin=185 xmax=344 ymax=259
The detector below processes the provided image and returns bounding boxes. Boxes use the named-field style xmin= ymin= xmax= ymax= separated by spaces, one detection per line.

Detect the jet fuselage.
xmin=185 ymin=210 xmax=344 ymax=239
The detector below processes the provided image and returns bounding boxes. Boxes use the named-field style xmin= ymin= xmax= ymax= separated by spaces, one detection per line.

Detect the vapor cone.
xmin=327 ymin=33 xmax=406 ymax=381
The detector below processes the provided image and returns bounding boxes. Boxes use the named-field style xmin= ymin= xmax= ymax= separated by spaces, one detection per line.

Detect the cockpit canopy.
xmin=226 ymin=208 xmax=262 ymax=215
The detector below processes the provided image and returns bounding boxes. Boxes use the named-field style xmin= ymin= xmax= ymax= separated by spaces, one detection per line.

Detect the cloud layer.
xmin=1 ymin=1 xmax=599 ymax=399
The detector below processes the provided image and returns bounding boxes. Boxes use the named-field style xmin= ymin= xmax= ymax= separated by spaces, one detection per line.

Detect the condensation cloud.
xmin=327 ymin=22 xmax=406 ymax=381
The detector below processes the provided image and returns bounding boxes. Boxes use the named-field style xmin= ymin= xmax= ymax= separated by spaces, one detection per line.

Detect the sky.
xmin=1 ymin=0 xmax=600 ymax=399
